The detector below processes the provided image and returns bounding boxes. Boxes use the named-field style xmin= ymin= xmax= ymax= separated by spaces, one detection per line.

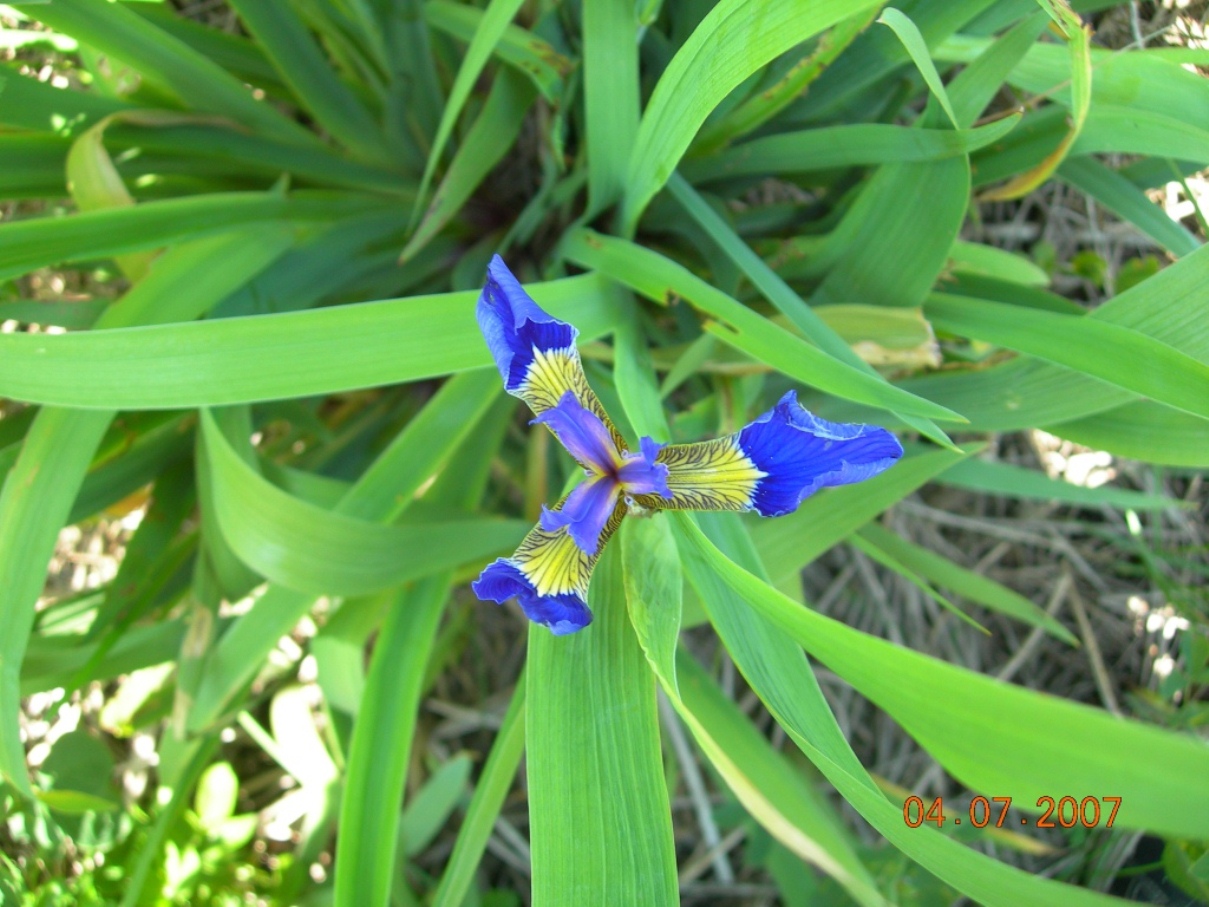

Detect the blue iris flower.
xmin=472 ymin=256 xmax=903 ymax=635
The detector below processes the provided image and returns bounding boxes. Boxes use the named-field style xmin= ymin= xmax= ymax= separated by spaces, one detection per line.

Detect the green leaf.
xmin=937 ymin=456 xmax=1185 ymax=511
xmin=226 ymin=0 xmax=390 ymax=165
xmin=925 ymin=293 xmax=1209 ymax=422
xmin=335 ymin=577 xmax=449 ymax=907
xmin=431 ymin=678 xmax=526 ymax=907
xmin=402 ymin=67 xmax=538 ymax=262
xmin=753 ymin=445 xmax=979 ymax=586
xmin=527 ymin=544 xmax=678 ymax=906
xmin=29 ymin=0 xmax=318 ymax=148
xmin=621 ymin=0 xmax=883 ymax=232
xmin=683 ymin=116 xmax=1019 ymax=183
xmin=0 ymin=273 xmax=622 ymax=409
xmin=1047 ymin=400 xmax=1209 ymax=468
xmin=584 ymin=0 xmax=640 ymax=214
xmin=676 ymin=515 xmax=1209 ymax=842
xmin=411 ymin=0 xmax=526 ymax=226
xmin=562 ymin=230 xmax=963 ymax=424
xmin=200 ymin=407 xmax=526 ymax=595
xmin=878 ymin=8 xmax=958 ymax=127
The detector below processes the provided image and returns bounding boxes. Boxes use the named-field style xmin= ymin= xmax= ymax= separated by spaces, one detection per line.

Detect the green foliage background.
xmin=0 ymin=0 xmax=1207 ymax=904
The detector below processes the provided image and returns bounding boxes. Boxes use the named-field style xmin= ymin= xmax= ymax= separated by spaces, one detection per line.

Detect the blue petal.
xmin=472 ymin=559 xmax=592 ymax=635
xmin=737 ymin=391 xmax=903 ymax=517
xmin=617 ymin=437 xmax=671 ymax=499
xmin=531 ymin=390 xmax=619 ymax=474
xmin=538 ymin=475 xmax=620 ymax=556
xmin=476 ymin=255 xmax=576 ymax=393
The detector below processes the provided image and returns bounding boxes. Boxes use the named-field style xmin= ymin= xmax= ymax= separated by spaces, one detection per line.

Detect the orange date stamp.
xmin=903 ymin=796 xmax=1121 ymax=829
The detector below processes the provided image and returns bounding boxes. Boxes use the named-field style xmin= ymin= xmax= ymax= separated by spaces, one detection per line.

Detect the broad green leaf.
xmin=335 ymin=577 xmax=448 ymax=907
xmin=682 ymin=116 xmax=1019 ymax=182
xmin=949 ymin=240 xmax=1049 ymax=287
xmin=402 ymin=67 xmax=537 ymax=262
xmin=430 ymin=677 xmax=525 ymax=907
xmin=621 ymin=516 xmax=886 ymax=906
xmin=562 ymin=230 xmax=963 ymax=423
xmin=1048 ymin=401 xmax=1209 ymax=469
xmin=527 ymin=544 xmax=678 ymax=906
xmin=898 ymin=242 xmax=1209 ymax=431
xmin=584 ymin=0 xmax=640 ymax=214
xmin=677 ymin=515 xmax=1209 ymax=841
xmin=0 ymin=190 xmax=370 ymax=282
xmin=925 ymin=293 xmax=1209 ymax=422
xmin=199 ymin=408 xmax=526 ymax=595
xmin=0 ymin=273 xmax=622 ymax=408
xmin=621 ymin=0 xmax=883 ymax=232
xmin=856 ymin=523 xmax=1076 ymax=644
xmin=946 ymin=11 xmax=1048 ymax=128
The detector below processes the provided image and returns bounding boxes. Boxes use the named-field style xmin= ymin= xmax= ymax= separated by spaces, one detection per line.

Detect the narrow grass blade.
xmin=226 ymin=0 xmax=390 ymax=165
xmin=753 ymin=445 xmax=978 ymax=586
xmin=1058 ymin=156 xmax=1200 ymax=258
xmin=621 ymin=0 xmax=883 ymax=233
xmin=527 ymin=544 xmax=678 ymax=906
xmin=981 ymin=1 xmax=1089 ymax=200
xmin=334 ymin=577 xmax=449 ymax=907
xmin=411 ymin=0 xmax=526 ymax=226
xmin=878 ymin=8 xmax=958 ymax=127
xmin=431 ymin=675 xmax=526 ymax=907
xmin=937 ymin=456 xmax=1185 ymax=511
xmin=856 ymin=523 xmax=1076 ymax=644
xmin=402 ymin=68 xmax=537 ymax=261
xmin=926 ymin=293 xmax=1209 ymax=422
xmin=423 ymin=1 xmax=570 ymax=102
xmin=29 ymin=0 xmax=318 ymax=148
xmin=0 ymin=273 xmax=622 ymax=409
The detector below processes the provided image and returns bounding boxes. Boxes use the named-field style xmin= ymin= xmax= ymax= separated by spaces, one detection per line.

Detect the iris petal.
xmin=538 ymin=475 xmax=621 ymax=555
xmin=472 ymin=560 xmax=592 ymax=635
xmin=475 ymin=256 xmax=625 ymax=448
xmin=737 ymin=390 xmax=903 ymax=516
xmin=617 ymin=437 xmax=672 ymax=499
xmin=471 ymin=497 xmax=626 ymax=635
xmin=531 ymin=391 xmax=619 ymax=474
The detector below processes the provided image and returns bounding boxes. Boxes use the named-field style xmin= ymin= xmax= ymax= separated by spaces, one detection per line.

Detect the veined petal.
xmin=539 ymin=474 xmax=620 ymax=555
xmin=634 ymin=391 xmax=902 ymax=515
xmin=472 ymin=498 xmax=626 ymax=634
xmin=476 ymin=256 xmax=623 ymax=446
xmin=737 ymin=390 xmax=903 ymax=516
xmin=472 ymin=560 xmax=591 ymax=635
xmin=531 ymin=391 xmax=618 ymax=474
xmin=617 ymin=436 xmax=671 ymax=499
